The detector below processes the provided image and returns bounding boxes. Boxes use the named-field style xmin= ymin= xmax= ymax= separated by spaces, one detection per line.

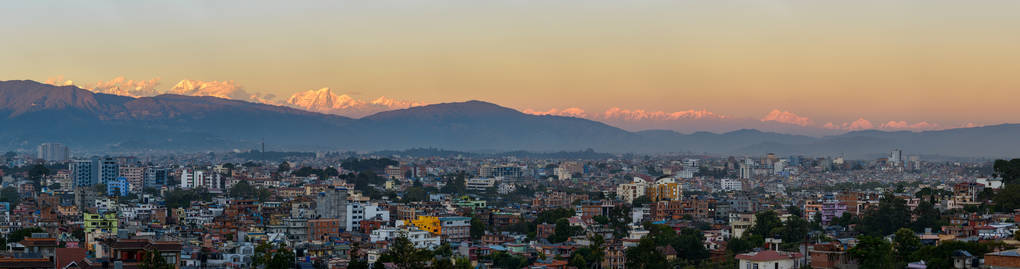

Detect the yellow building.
xmin=647 ymin=177 xmax=682 ymax=201
xmin=84 ymin=212 xmax=118 ymax=234
xmin=410 ymin=216 xmax=441 ymax=235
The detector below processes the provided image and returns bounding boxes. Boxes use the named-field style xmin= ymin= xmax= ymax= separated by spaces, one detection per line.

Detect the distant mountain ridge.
xmin=1 ymin=80 xmax=1018 ymax=158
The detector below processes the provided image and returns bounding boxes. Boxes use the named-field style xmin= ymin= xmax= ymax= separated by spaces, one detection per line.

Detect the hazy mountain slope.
xmin=1 ymin=80 xmax=1018 ymax=157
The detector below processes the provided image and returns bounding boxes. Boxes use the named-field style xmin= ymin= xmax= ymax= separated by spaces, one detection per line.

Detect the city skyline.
xmin=3 ymin=1 xmax=1019 ymax=132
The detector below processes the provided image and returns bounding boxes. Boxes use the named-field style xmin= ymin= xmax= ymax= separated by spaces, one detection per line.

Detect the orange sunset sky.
xmin=2 ymin=1 xmax=1018 ymax=132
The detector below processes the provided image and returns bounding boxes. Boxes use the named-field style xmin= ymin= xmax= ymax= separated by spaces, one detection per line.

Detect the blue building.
xmin=107 ymin=177 xmax=130 ymax=196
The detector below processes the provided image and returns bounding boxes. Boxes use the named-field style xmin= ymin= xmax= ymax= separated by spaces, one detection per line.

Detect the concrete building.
xmin=736 ymin=250 xmax=804 ymax=269
xmin=106 ymin=177 xmax=129 ymax=197
xmin=99 ymin=158 xmax=119 ymax=184
xmin=720 ymin=178 xmax=742 ymax=192
xmin=316 ymin=187 xmax=349 ymax=230
xmin=144 ymin=167 xmax=169 ymax=188
xmin=179 ymin=169 xmax=223 ymax=190
xmin=307 ymin=218 xmax=341 ymax=241
xmin=465 ymin=177 xmax=496 ymax=191
xmin=616 ymin=177 xmax=648 ymax=204
xmin=346 ymin=202 xmax=390 ymax=232
xmin=37 ymin=143 xmax=69 ymax=162
xmin=118 ymin=165 xmax=144 ymax=192
xmin=70 ymin=158 xmax=100 ymax=187
xmin=647 ymin=177 xmax=681 ymax=202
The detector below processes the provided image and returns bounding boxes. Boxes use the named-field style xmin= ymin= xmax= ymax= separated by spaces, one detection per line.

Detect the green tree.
xmin=857 ymin=193 xmax=910 ymax=236
xmin=470 ymin=216 xmax=486 ymax=240
xmin=277 ymin=162 xmax=291 ymax=173
xmin=267 ymin=247 xmax=295 ymax=269
xmin=453 ymin=257 xmax=472 ymax=269
xmin=848 ymin=235 xmax=894 ymax=269
xmin=490 ymin=252 xmax=528 ymax=269
xmin=746 ymin=210 xmax=782 ymax=239
xmin=674 ymin=228 xmax=709 ymax=262
xmin=387 ymin=236 xmax=431 ymax=269
xmin=7 ymin=227 xmax=44 ymax=244
xmin=911 ymin=200 xmax=941 ymax=232
xmin=402 ymin=187 xmax=427 ymax=203
xmin=28 ymin=164 xmax=49 ymax=184
xmin=893 ymin=228 xmax=921 ymax=263
xmin=993 ymin=184 xmax=1020 ymax=212
xmin=625 ymin=237 xmax=670 ymax=269
xmin=253 ymin=242 xmax=275 ymax=267
xmin=787 ymin=205 xmax=803 ymax=218
xmin=549 ymin=218 xmax=580 ymax=243
xmin=0 ymin=187 xmax=19 ymax=208
xmin=993 ymin=159 xmax=1020 ymax=183
xmin=992 ymin=159 xmax=1020 ymax=212
xmin=913 ymin=240 xmax=994 ymax=269
xmin=779 ymin=217 xmax=811 ymax=250
xmin=140 ymin=249 xmax=173 ymax=269
xmin=348 ymin=259 xmax=369 ymax=269
xmin=726 ymin=237 xmax=755 ymax=255
xmin=631 ymin=195 xmax=652 ymax=207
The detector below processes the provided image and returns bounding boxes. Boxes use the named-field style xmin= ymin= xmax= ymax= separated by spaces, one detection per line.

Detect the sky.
xmin=2 ymin=0 xmax=1018 ymax=133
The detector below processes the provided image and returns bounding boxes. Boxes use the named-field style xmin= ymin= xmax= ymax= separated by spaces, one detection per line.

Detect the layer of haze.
xmin=1 ymin=0 xmax=1018 ymax=126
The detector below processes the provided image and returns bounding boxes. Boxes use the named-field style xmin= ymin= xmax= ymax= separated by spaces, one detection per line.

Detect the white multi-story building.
xmin=465 ymin=177 xmax=496 ymax=191
xmin=347 ymin=202 xmax=390 ymax=232
xmin=616 ymin=177 xmax=649 ymax=204
xmin=497 ymin=183 xmax=517 ymax=195
xmin=179 ymin=169 xmax=203 ymax=189
xmin=180 ymin=169 xmax=223 ymax=190
xmin=890 ymin=149 xmax=903 ymax=166
xmin=370 ymin=227 xmax=440 ymax=249
xmin=720 ymin=178 xmax=742 ymax=192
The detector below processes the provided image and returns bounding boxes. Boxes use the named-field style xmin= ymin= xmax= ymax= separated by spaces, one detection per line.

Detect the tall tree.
xmin=388 ymin=236 xmax=431 ymax=269
xmin=747 ymin=210 xmax=782 ymax=238
xmin=470 ymin=216 xmax=486 ymax=240
xmin=267 ymin=247 xmax=295 ymax=269
xmin=140 ymin=249 xmax=173 ymax=269
xmin=893 ymin=228 xmax=921 ymax=264
xmin=857 ymin=193 xmax=910 ymax=236
xmin=993 ymin=159 xmax=1020 ymax=212
xmin=848 ymin=235 xmax=894 ymax=269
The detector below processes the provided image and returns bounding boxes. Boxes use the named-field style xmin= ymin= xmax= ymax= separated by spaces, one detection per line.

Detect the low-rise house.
xmin=736 ymin=250 xmax=805 ymax=269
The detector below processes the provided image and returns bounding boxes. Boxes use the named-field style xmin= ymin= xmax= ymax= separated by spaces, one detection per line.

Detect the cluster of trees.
xmin=828 ymin=192 xmax=944 ymax=236
xmin=228 ymin=181 xmax=272 ymax=201
xmin=625 ymin=223 xmax=709 ymax=268
xmin=992 ymin=159 xmax=1020 ymax=211
xmin=568 ymin=235 xmax=605 ymax=268
xmin=489 ymin=252 xmax=530 ymax=269
xmin=439 ymin=172 xmax=468 ymax=194
xmin=350 ymin=237 xmax=471 ymax=269
xmin=291 ymin=166 xmax=340 ymax=179
xmin=139 ymin=249 xmax=174 ymax=269
xmin=252 ymin=242 xmax=296 ymax=269
xmin=164 ymin=188 xmax=213 ymax=208
xmin=343 ymin=172 xmax=392 ymax=200
xmin=849 ymin=228 xmax=1003 ymax=269
xmin=0 ymin=227 xmax=45 ymax=247
xmin=341 ymin=158 xmax=398 ymax=173
xmin=0 ymin=186 xmax=18 ymax=208
xmin=728 ymin=209 xmax=813 ymax=253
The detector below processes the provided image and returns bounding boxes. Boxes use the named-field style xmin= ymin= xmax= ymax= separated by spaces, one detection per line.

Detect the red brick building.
xmin=308 ymin=218 xmax=341 ymax=241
